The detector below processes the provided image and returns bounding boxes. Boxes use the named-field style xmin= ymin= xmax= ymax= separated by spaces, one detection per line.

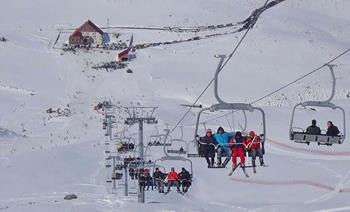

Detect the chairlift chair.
xmin=166 ymin=126 xmax=188 ymax=155
xmin=191 ymin=55 xmax=266 ymax=157
xmin=156 ymin=128 xmax=194 ymax=177
xmin=112 ymin=171 xmax=123 ymax=180
xmin=147 ymin=127 xmax=172 ymax=146
xmin=289 ymin=65 xmax=346 ymax=145
xmin=153 ymin=155 xmax=194 ymax=180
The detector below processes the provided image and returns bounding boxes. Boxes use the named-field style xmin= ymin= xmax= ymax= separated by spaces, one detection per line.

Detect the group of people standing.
xmin=199 ymin=126 xmax=265 ymax=175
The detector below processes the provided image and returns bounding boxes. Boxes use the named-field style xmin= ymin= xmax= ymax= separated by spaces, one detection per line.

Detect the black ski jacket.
xmin=179 ymin=170 xmax=191 ymax=181
xmin=327 ymin=125 xmax=340 ymax=136
xmin=306 ymin=125 xmax=321 ymax=135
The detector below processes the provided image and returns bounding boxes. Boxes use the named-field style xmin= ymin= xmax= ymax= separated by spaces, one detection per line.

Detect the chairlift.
xmin=117 ymin=136 xmax=136 ymax=153
xmin=290 ymin=64 xmax=346 ymax=145
xmin=128 ymin=159 xmax=155 ymax=171
xmin=166 ymin=126 xmax=188 ymax=155
xmin=147 ymin=126 xmax=172 ymax=146
xmin=153 ymin=129 xmax=194 ymax=180
xmin=190 ymin=55 xmax=266 ymax=157
xmin=132 ymin=145 xmax=153 ymax=163
xmin=153 ymin=155 xmax=193 ymax=179
xmin=112 ymin=171 xmax=123 ymax=180
xmin=152 ymin=154 xmax=193 ymax=193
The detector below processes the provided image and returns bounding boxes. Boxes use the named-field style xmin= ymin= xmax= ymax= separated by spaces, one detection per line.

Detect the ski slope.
xmin=1 ymin=0 xmax=350 ymax=211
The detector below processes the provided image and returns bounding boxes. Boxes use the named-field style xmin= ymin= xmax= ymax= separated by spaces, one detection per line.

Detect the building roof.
xmin=70 ymin=30 xmax=83 ymax=38
xmin=77 ymin=20 xmax=104 ymax=35
xmin=118 ymin=49 xmax=129 ymax=58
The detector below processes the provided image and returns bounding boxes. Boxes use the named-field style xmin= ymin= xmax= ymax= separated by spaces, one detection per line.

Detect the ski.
xmin=164 ymin=190 xmax=184 ymax=195
xmin=177 ymin=190 xmax=184 ymax=195
xmin=242 ymin=167 xmax=249 ymax=178
xmin=221 ymin=158 xmax=230 ymax=167
xmin=228 ymin=165 xmax=238 ymax=176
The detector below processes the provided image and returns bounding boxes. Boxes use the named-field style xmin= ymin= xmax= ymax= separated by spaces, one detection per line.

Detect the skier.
xmin=138 ymin=170 xmax=147 ymax=191
xmin=228 ymin=131 xmax=249 ymax=177
xmin=165 ymin=168 xmax=181 ymax=194
xmin=134 ymin=168 xmax=139 ymax=180
xmin=306 ymin=120 xmax=321 ymax=135
xmin=214 ymin=127 xmax=234 ymax=167
xmin=199 ymin=129 xmax=217 ymax=167
xmin=179 ymin=167 xmax=191 ymax=193
xmin=326 ymin=121 xmax=340 ymax=136
xmin=144 ymin=171 xmax=154 ymax=190
xmin=128 ymin=167 xmax=135 ymax=180
xmin=245 ymin=131 xmax=265 ymax=173
xmin=153 ymin=167 xmax=165 ymax=193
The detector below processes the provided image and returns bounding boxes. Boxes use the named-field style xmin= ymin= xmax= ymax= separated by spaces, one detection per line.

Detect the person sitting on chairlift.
xmin=306 ymin=120 xmax=321 ymax=135
xmin=153 ymin=167 xmax=166 ymax=193
xmin=326 ymin=121 xmax=340 ymax=136
xmin=138 ymin=170 xmax=146 ymax=191
xmin=230 ymin=131 xmax=247 ymax=173
xmin=245 ymin=131 xmax=265 ymax=173
xmin=144 ymin=171 xmax=154 ymax=191
xmin=166 ymin=167 xmax=181 ymax=193
xmin=179 ymin=167 xmax=191 ymax=193
xmin=214 ymin=127 xmax=234 ymax=167
xmin=199 ymin=129 xmax=217 ymax=167
xmin=129 ymin=167 xmax=135 ymax=180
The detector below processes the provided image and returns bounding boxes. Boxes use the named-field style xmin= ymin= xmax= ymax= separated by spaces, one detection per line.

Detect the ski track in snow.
xmin=267 ymin=138 xmax=350 ymax=157
xmin=314 ymin=206 xmax=350 ymax=212
xmin=231 ymin=177 xmax=335 ymax=191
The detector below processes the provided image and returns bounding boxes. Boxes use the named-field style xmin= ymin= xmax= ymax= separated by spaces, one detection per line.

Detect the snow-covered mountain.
xmin=1 ymin=0 xmax=350 ymax=211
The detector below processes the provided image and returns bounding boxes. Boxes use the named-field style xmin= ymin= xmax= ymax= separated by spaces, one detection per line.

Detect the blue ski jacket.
xmin=214 ymin=132 xmax=234 ymax=151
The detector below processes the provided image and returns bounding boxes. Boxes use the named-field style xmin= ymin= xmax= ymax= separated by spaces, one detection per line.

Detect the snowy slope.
xmin=1 ymin=0 xmax=350 ymax=211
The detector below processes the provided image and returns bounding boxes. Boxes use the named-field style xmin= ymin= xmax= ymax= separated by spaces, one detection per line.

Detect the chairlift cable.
xmin=201 ymin=48 xmax=350 ymax=124
xmin=169 ymin=0 xmax=271 ymax=134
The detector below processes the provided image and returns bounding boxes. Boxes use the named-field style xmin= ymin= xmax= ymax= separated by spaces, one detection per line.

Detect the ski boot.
xmin=260 ymin=158 xmax=267 ymax=167
xmin=252 ymin=160 xmax=257 ymax=174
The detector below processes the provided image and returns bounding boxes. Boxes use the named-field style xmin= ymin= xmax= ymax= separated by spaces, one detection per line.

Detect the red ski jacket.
xmin=246 ymin=136 xmax=261 ymax=150
xmin=167 ymin=171 xmax=179 ymax=181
